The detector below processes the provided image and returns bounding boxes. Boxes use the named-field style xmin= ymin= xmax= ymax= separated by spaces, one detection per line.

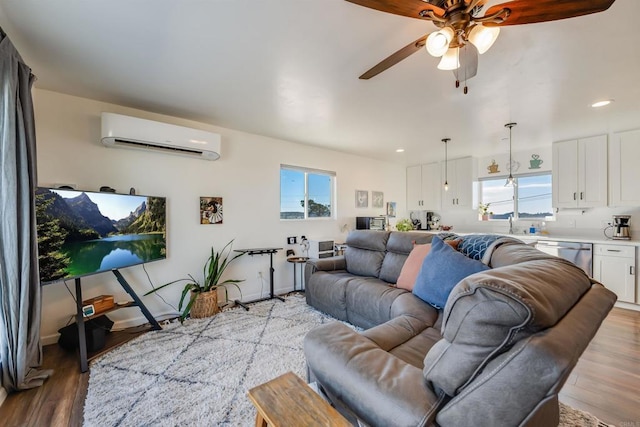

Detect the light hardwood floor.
xmin=0 ymin=307 xmax=639 ymax=426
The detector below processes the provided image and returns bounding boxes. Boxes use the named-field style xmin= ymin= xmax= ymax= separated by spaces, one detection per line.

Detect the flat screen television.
xmin=35 ymin=187 xmax=167 ymax=284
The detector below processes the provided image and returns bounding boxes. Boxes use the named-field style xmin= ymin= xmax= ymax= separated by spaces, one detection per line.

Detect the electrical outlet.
xmin=257 ymin=271 xmax=263 ymax=279
xmin=287 ymin=236 xmax=297 ymax=244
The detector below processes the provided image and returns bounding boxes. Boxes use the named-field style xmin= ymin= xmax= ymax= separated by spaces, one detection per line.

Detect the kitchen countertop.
xmin=440 ymin=231 xmax=640 ymax=246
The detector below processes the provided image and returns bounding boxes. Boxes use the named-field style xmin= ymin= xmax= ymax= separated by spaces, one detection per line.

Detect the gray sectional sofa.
xmin=303 ymin=230 xmax=616 ymax=427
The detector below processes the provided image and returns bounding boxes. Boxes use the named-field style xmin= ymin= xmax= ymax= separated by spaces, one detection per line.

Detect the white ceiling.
xmin=0 ymin=0 xmax=638 ymax=165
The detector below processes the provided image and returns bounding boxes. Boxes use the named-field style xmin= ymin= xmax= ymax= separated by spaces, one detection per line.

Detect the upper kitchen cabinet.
xmin=610 ymin=129 xmax=640 ymax=207
xmin=552 ymin=135 xmax=607 ymax=208
xmin=407 ymin=163 xmax=441 ymax=211
xmin=441 ymin=157 xmax=476 ymax=210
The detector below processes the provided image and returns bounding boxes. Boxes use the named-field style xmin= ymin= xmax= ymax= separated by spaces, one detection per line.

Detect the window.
xmin=479 ymin=172 xmax=553 ymax=220
xmin=280 ymin=165 xmax=335 ymax=220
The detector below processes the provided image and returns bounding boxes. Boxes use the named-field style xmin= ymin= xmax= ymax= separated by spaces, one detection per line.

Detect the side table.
xmin=248 ymin=371 xmax=350 ymax=427
xmin=286 ymin=256 xmax=308 ymax=292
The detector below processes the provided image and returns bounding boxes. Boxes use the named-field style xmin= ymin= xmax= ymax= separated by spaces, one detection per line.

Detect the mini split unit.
xmin=100 ymin=112 xmax=221 ymax=160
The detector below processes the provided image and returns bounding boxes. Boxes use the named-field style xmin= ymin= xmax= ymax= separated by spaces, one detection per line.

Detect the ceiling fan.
xmin=349 ymin=0 xmax=616 ymax=93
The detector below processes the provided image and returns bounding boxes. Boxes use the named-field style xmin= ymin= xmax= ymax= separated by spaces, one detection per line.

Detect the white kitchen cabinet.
xmin=441 ymin=157 xmax=476 ymax=210
xmin=593 ymin=244 xmax=636 ymax=303
xmin=407 ymin=165 xmax=422 ymax=211
xmin=407 ymin=163 xmax=441 ymax=211
xmin=552 ymin=135 xmax=607 ymax=208
xmin=610 ymin=129 xmax=640 ymax=206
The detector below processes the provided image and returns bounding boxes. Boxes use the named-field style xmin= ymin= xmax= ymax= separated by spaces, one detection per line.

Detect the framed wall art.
xmin=355 ymin=190 xmax=368 ymax=208
xmin=200 ymin=197 xmax=223 ymax=224
xmin=372 ymin=191 xmax=384 ymax=208
xmin=386 ymin=202 xmax=397 ymax=217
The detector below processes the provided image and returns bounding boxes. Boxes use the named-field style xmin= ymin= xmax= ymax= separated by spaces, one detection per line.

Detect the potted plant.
xmin=395 ymin=218 xmax=414 ymax=231
xmin=144 ymin=240 xmax=245 ymax=321
xmin=478 ymin=203 xmax=493 ymax=221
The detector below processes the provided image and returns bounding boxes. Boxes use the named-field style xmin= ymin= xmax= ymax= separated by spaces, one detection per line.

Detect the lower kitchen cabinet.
xmin=593 ymin=244 xmax=636 ymax=303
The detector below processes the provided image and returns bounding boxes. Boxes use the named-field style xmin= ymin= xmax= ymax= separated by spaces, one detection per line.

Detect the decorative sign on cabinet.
xmin=552 ymin=135 xmax=607 ymax=208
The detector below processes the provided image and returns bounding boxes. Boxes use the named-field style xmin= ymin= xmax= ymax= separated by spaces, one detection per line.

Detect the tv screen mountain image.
xmin=35 ymin=188 xmax=167 ymax=284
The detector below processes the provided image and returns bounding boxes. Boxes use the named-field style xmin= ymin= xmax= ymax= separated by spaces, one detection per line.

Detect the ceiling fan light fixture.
xmin=468 ymin=25 xmax=500 ymax=54
xmin=437 ymin=47 xmax=460 ymax=70
xmin=426 ymin=27 xmax=454 ymax=57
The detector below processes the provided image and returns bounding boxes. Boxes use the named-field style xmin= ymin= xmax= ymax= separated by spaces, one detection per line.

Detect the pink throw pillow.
xmin=397 ymin=244 xmax=432 ymax=290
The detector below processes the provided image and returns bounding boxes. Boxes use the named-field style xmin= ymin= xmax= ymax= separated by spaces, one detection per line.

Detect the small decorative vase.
xmin=482 ymin=214 xmax=490 ymax=221
xmin=190 ymin=290 xmax=219 ymax=318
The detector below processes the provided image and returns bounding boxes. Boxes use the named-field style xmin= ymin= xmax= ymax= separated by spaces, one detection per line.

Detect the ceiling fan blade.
xmin=453 ymin=44 xmax=478 ymax=81
xmin=359 ymin=34 xmax=428 ymax=79
xmin=345 ymin=0 xmax=445 ymax=20
xmin=484 ymin=0 xmax=616 ymax=26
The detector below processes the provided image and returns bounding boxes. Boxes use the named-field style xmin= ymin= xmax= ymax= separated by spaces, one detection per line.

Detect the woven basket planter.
xmin=190 ymin=290 xmax=219 ymax=318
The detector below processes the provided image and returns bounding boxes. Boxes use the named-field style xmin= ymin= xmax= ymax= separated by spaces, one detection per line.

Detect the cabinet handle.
xmin=580 ymin=192 xmax=584 ymax=200
xmin=573 ymin=192 xmax=577 ymax=200
xmin=606 ymin=249 xmax=621 ymax=252
xmin=631 ymin=266 xmax=635 ymax=275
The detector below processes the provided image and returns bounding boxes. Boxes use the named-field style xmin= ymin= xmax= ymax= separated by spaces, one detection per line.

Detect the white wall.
xmin=34 ymin=89 xmax=406 ymax=343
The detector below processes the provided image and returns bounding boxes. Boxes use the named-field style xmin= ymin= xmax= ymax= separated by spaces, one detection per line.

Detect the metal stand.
xmin=73 ymin=269 xmax=162 ymax=372
xmin=234 ymin=247 xmax=283 ymax=310
xmin=287 ymin=257 xmax=308 ymax=292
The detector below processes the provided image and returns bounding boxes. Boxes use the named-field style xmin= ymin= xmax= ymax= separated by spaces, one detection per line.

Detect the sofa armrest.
xmin=304 ymin=256 xmax=346 ymax=284
xmin=307 ymin=255 xmax=346 ymax=271
xmin=304 ymin=322 xmax=443 ymax=427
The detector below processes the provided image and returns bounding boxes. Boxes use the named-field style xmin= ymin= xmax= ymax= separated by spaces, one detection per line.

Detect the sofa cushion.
xmin=458 ymin=234 xmax=501 ymax=261
xmin=423 ymin=242 xmax=593 ymax=396
xmin=413 ymin=237 xmax=489 ymax=309
xmin=345 ymin=230 xmax=390 ymax=278
xmin=397 ymin=244 xmax=431 ymax=291
xmin=379 ymin=232 xmax=434 ymax=284
xmin=346 ymin=278 xmax=409 ymax=329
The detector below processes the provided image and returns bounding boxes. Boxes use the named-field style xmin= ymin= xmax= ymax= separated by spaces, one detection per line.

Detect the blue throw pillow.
xmin=458 ymin=234 xmax=501 ymax=261
xmin=413 ymin=236 xmax=490 ymax=309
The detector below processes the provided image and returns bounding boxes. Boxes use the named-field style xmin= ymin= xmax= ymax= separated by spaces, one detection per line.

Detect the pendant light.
xmin=505 ymin=123 xmax=517 ymax=187
xmin=443 ymin=138 xmax=450 ymax=191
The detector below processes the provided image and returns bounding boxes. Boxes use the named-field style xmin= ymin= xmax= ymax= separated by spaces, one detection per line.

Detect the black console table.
xmin=234 ymin=247 xmax=283 ymax=310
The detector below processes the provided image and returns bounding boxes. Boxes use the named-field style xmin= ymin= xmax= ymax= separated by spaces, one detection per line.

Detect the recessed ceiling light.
xmin=591 ymin=99 xmax=613 ymax=108
xmin=396 ymin=148 xmax=405 ymax=153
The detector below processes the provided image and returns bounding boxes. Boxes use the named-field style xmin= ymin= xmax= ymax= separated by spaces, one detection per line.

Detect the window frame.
xmin=478 ymin=171 xmax=554 ymax=221
xmin=280 ymin=164 xmax=336 ymax=221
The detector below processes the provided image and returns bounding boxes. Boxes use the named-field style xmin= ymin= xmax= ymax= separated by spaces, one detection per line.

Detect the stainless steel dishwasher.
xmin=534 ymin=240 xmax=593 ymax=276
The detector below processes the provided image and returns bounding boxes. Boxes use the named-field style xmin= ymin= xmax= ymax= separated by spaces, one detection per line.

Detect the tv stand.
xmin=74 ymin=269 xmax=161 ymax=372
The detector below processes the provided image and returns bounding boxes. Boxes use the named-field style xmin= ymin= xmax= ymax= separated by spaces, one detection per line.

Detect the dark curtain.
xmin=0 ymin=27 xmax=52 ymax=392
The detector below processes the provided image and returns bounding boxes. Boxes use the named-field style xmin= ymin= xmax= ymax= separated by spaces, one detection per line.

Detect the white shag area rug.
xmin=84 ymin=294 xmax=613 ymax=427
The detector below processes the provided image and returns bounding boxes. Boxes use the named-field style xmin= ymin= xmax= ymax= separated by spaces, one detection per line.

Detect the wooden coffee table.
xmin=248 ymin=372 xmax=351 ymax=427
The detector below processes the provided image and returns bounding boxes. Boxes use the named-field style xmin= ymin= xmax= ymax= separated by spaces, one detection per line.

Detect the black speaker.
xmin=58 ymin=315 xmax=114 ymax=352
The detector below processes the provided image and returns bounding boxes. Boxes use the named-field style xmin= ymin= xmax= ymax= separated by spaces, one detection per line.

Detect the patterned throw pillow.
xmin=458 ymin=234 xmax=501 ymax=261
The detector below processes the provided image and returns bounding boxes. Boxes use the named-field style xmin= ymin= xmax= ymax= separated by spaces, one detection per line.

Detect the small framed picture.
xmin=372 ymin=191 xmax=384 ymax=208
xmin=386 ymin=202 xmax=396 ymax=217
xmin=355 ymin=190 xmax=368 ymax=208
xmin=200 ymin=197 xmax=223 ymax=224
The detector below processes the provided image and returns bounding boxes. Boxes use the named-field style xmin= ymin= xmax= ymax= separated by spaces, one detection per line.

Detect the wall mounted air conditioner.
xmin=101 ymin=112 xmax=221 ymax=160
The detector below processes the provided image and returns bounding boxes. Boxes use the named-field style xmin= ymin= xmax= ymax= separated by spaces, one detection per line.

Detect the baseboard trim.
xmin=40 ymin=308 xmax=178 ymax=346
xmin=0 ymin=386 xmax=7 ymax=408
xmin=614 ymin=301 xmax=640 ymax=312
xmin=39 ymin=287 xmax=298 ymax=346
